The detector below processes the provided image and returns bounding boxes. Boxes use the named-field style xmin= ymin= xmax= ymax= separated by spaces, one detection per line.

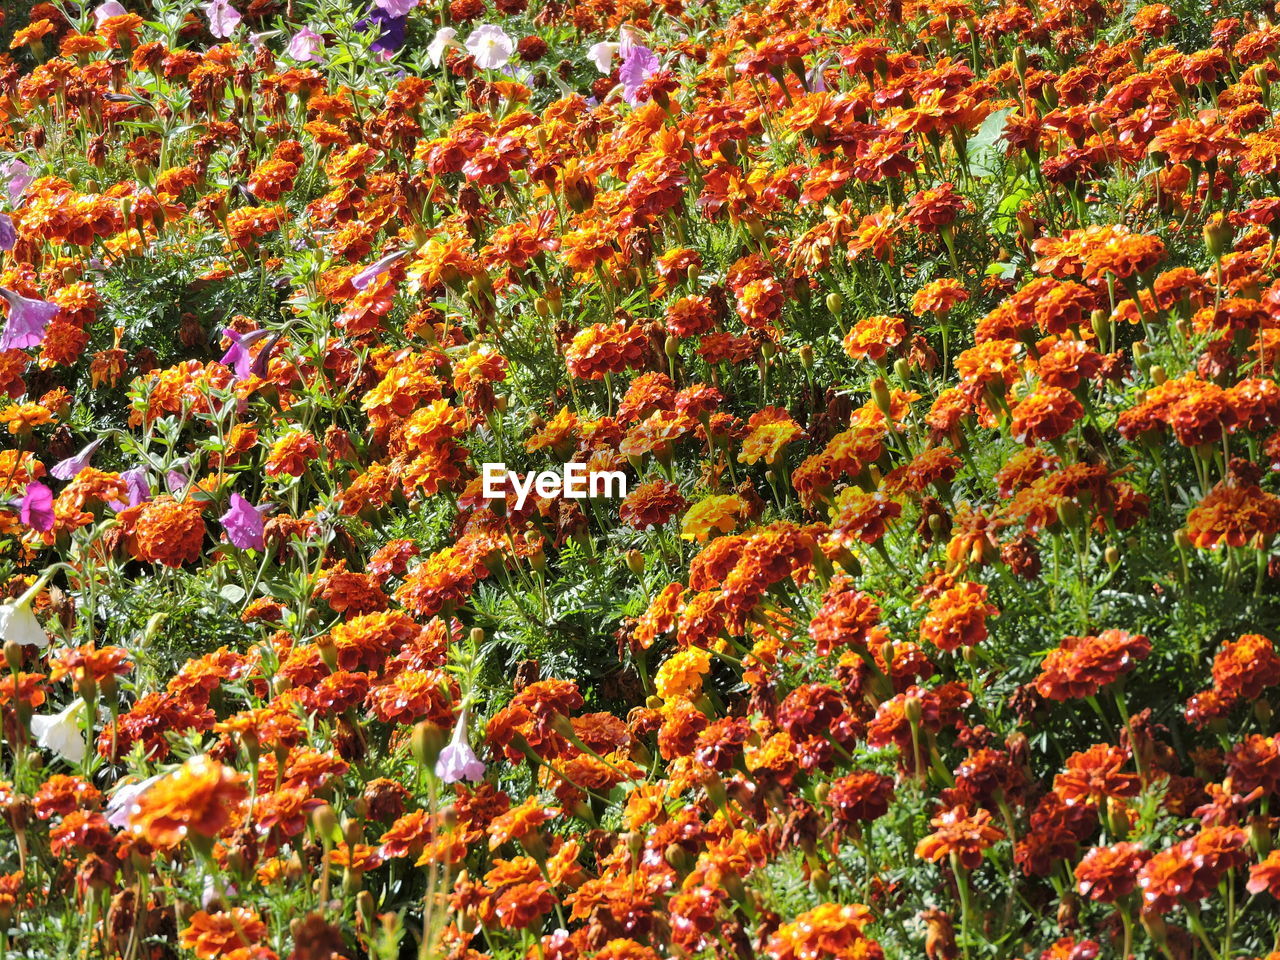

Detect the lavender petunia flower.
xmin=287 ymin=27 xmax=325 ymax=62
xmin=51 ymin=439 xmax=104 ymax=481
xmin=374 ymin=0 xmax=418 ymax=16
xmin=619 ymin=44 xmax=659 ymax=105
xmin=18 ymin=481 xmax=54 ymax=532
xmin=353 ymin=250 xmax=408 ymax=290
xmin=105 ymin=773 xmax=164 ymax=828
xmin=435 ymin=706 xmax=485 ymax=783
xmin=465 ymin=24 xmax=513 ymax=71
xmin=807 ymin=55 xmax=833 ymax=93
xmin=109 ymin=466 xmax=151 ymax=511
xmin=94 ymin=0 xmax=128 ymax=26
xmin=166 ymin=459 xmax=190 ymax=495
xmin=1 ymin=159 xmax=32 ymax=202
xmin=219 ymin=328 xmax=271 ymax=381
xmin=0 ymin=288 xmax=58 ymax=351
xmin=219 ymin=492 xmax=267 ymax=550
xmin=202 ymin=0 xmax=241 ymax=38
xmin=0 ymin=215 xmax=15 ymax=252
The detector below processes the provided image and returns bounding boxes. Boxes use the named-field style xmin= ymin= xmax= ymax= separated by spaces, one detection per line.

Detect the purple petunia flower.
xmin=352 ymin=250 xmax=408 ymax=290
xmin=94 ymin=0 xmax=127 ymax=27
xmin=166 ymin=459 xmax=191 ymax=495
xmin=0 ymin=215 xmax=15 ymax=252
xmin=287 ymin=27 xmax=325 ymax=62
xmin=219 ymin=492 xmax=268 ymax=550
xmin=51 ymin=438 xmax=104 ymax=481
xmin=375 ymin=0 xmax=418 ymax=15
xmin=619 ymin=44 xmax=659 ymax=105
xmin=1 ymin=159 xmax=32 ymax=202
xmin=201 ymin=0 xmax=241 ymax=38
xmin=435 ymin=706 xmax=486 ymax=783
xmin=220 ymin=328 xmax=272 ymax=381
xmin=18 ymin=482 xmax=54 ymax=532
xmin=105 ymin=773 xmax=164 ymax=829
xmin=109 ymin=466 xmax=151 ymax=512
xmin=0 ymin=288 xmax=58 ymax=351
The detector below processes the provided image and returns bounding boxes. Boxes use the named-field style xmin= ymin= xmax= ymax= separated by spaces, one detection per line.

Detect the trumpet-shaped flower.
xmin=31 ymin=700 xmax=89 ymax=764
xmin=17 ymin=481 xmax=54 ymax=532
xmin=435 ymin=707 xmax=485 ymax=783
xmin=94 ymin=0 xmax=127 ymax=26
xmin=219 ymin=493 xmax=268 ymax=551
xmin=427 ymin=27 xmax=458 ymax=67
xmin=201 ymin=0 xmax=241 ymax=38
xmin=465 ymin=25 xmax=512 ymax=71
xmin=51 ymin=439 xmax=104 ymax=481
xmin=0 ymin=589 xmax=48 ymax=648
xmin=287 ymin=27 xmax=325 ymax=62
xmin=0 ymin=287 xmax=58 ymax=351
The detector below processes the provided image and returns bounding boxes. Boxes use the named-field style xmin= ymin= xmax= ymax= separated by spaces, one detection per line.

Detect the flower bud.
xmin=1056 ymin=500 xmax=1081 ymax=528
xmin=903 ymin=696 xmax=923 ymax=725
xmin=1203 ymin=213 xmax=1233 ymax=259
xmin=311 ymin=803 xmax=339 ymax=843
xmin=626 ymin=549 xmax=645 ymax=575
xmin=412 ymin=721 xmax=447 ymax=768
xmin=871 ymin=377 xmax=893 ymax=418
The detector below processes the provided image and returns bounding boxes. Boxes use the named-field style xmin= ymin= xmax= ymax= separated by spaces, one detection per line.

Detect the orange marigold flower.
xmin=179 ymin=909 xmax=268 ymax=959
xmin=129 ymin=756 xmax=247 ymax=848
xmin=487 ymin=796 xmax=560 ymax=849
xmin=765 ymin=902 xmax=880 ymax=960
xmin=843 ymin=315 xmax=907 ymax=362
xmin=126 ymin=496 xmax=207 ymax=567
xmin=1075 ymin=842 xmax=1149 ymax=902
xmin=739 ymin=407 xmax=803 ymax=465
xmin=911 ymin=278 xmax=969 ymax=317
xmin=1212 ymin=633 xmax=1280 ymax=702
xmin=1184 ymin=482 xmax=1280 ymax=549
xmin=1034 ymin=630 xmax=1151 ymax=700
xmin=919 ymin=582 xmax=998 ymax=652
xmin=1054 ymin=744 xmax=1140 ymax=806
xmin=1009 ymin=386 xmax=1083 ymax=443
xmin=1247 ymin=848 xmax=1280 ymax=897
xmin=915 ymin=804 xmax=1005 ymax=869
xmin=680 ymin=494 xmax=745 ymax=541
xmin=264 ymin=430 xmax=320 ymax=478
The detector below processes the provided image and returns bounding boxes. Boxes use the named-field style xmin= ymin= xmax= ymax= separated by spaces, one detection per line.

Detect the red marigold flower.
xmin=1247 ymin=848 xmax=1280 ymax=897
xmin=1035 ymin=630 xmax=1152 ymax=700
xmin=1053 ymin=744 xmax=1139 ymax=806
xmin=1075 ymin=842 xmax=1150 ymax=902
xmin=1212 ymin=633 xmax=1280 ymax=702
xmin=827 ymin=771 xmax=895 ymax=827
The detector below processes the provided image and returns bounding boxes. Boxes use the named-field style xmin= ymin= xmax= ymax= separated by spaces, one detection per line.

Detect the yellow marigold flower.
xmin=680 ymin=494 xmax=745 ymax=541
xmin=654 ymin=648 xmax=711 ymax=702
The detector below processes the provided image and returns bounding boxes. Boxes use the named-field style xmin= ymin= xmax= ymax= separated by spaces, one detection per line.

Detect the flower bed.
xmin=1 ymin=0 xmax=1279 ymax=957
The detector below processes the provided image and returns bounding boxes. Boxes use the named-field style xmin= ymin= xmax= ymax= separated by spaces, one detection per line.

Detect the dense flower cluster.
xmin=0 ymin=0 xmax=1279 ymax=957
